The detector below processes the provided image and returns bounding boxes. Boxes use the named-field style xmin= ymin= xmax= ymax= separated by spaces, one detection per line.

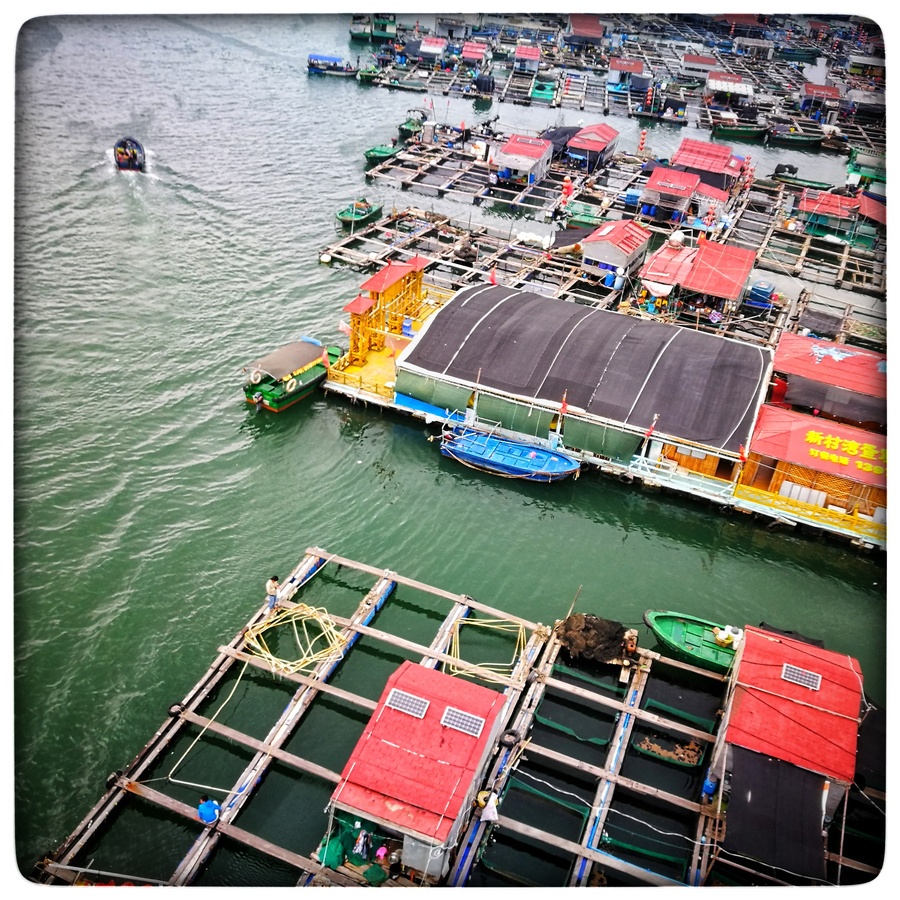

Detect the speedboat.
xmin=114 ymin=137 xmax=145 ymax=171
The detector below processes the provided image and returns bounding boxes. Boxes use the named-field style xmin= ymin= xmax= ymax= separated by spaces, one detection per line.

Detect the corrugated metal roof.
xmin=566 ymin=122 xmax=619 ymax=152
xmin=671 ymin=138 xmax=741 ymax=175
xmin=496 ymin=134 xmax=553 ymax=161
xmin=583 ymin=219 xmax=651 ymax=254
xmin=680 ymin=240 xmax=756 ymax=301
xmin=727 ymin=626 xmax=863 ymax=783
xmin=360 ymin=260 xmax=415 ymax=293
xmin=645 ymin=167 xmax=701 ymax=198
xmin=330 ymin=661 xmax=505 ymax=842
xmin=797 ymin=190 xmax=859 ymax=219
xmin=774 ymin=333 xmax=886 ymax=398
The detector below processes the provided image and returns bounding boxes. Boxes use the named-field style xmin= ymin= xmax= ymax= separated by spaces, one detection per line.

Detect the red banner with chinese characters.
xmin=750 ymin=404 xmax=886 ymax=488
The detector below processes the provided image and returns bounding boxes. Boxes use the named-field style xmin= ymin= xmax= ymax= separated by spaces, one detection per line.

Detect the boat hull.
xmin=243 ymin=344 xmax=343 ymax=413
xmin=440 ymin=426 xmax=580 ymax=482
xmin=336 ymin=202 xmax=382 ymax=226
xmin=643 ymin=610 xmax=738 ymax=674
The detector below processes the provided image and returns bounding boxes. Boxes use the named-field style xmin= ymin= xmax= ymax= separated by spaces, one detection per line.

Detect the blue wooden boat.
xmin=308 ymin=54 xmax=358 ymax=77
xmin=439 ymin=423 xmax=580 ymax=482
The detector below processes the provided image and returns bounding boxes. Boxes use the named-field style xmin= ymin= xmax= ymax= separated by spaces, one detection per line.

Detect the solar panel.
xmin=386 ymin=689 xmax=430 ymax=718
xmin=781 ymin=663 xmax=822 ymax=691
xmin=441 ymin=706 xmax=485 ymax=738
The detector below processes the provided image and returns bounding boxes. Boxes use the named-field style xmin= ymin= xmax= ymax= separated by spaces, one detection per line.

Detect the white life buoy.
xmin=250 ymin=370 xmax=262 ymax=385
xmin=285 ymin=378 xmax=298 ymax=393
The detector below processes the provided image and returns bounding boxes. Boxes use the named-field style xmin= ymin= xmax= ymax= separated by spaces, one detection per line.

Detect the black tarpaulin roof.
xmin=399 ymin=285 xmax=771 ymax=452
xmin=722 ymin=746 xmax=827 ymax=882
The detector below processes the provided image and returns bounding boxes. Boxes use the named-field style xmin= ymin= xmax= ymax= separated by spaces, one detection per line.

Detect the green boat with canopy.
xmin=643 ymin=610 xmax=742 ymax=674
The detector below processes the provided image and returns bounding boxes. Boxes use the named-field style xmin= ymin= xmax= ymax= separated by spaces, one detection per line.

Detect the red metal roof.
xmin=726 ymin=626 xmax=863 ymax=783
xmin=461 ymin=41 xmax=486 ymax=60
xmin=566 ymin=122 xmax=619 ymax=153
xmin=671 ymin=138 xmax=740 ymax=176
xmin=695 ymin=182 xmax=729 ymax=202
xmin=638 ymin=241 xmax=697 ymax=285
xmin=360 ymin=260 xmax=415 ymax=293
xmin=682 ymin=54 xmax=717 ymax=66
xmin=583 ymin=219 xmax=651 ymax=254
xmin=498 ymin=133 xmax=553 ymax=160
xmin=567 ymin=13 xmax=605 ymax=39
xmin=707 ymin=70 xmax=744 ymax=83
xmin=774 ymin=333 xmax=886 ymax=398
xmin=609 ymin=57 xmax=643 ymax=73
xmin=343 ymin=293 xmax=376 ymax=314
xmin=645 ymin=166 xmax=701 ymax=198
xmin=405 ymin=254 xmax=432 ymax=272
xmin=514 ymin=45 xmax=541 ymax=60
xmin=797 ymin=189 xmax=859 ymax=220
xmin=858 ymin=194 xmax=886 ymax=226
xmin=802 ymin=82 xmax=842 ymax=99
xmin=330 ymin=661 xmax=506 ymax=843
xmin=419 ymin=36 xmax=448 ymax=53
xmin=718 ymin=13 xmax=762 ymax=26
xmin=680 ymin=240 xmax=756 ymax=301
xmin=749 ymin=404 xmax=887 ymax=488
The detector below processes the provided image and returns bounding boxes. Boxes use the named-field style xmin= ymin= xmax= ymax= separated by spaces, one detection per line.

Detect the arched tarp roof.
xmin=243 ymin=339 xmax=325 ymax=380
xmin=398 ymin=284 xmax=771 ymax=453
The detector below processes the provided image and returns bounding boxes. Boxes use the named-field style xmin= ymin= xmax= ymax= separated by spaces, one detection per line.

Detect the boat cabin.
xmin=324 ymin=661 xmax=507 ymax=882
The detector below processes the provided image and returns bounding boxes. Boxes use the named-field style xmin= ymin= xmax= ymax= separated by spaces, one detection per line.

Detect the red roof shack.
xmin=329 ymin=661 xmax=507 ymax=879
xmin=712 ymin=626 xmax=865 ymax=881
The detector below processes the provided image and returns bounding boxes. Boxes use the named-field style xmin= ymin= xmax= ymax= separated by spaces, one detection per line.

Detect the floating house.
xmin=324 ymin=660 xmax=508 ymax=882
xmin=793 ymin=189 xmax=863 ymax=244
xmin=679 ymin=52 xmax=717 ymax=81
xmin=669 ymin=137 xmax=745 ymax=192
xmin=731 ymin=35 xmax=774 ymax=60
xmin=564 ymin=122 xmax=619 ymax=171
xmin=800 ymin=82 xmax=842 ymax=119
xmin=607 ymin=57 xmax=646 ymax=89
xmin=637 ymin=233 xmax=757 ymax=323
xmin=562 ymin=13 xmax=606 ymax=51
xmin=638 ymin=166 xmax=701 ymax=224
xmin=393 ymin=283 xmax=770 ymax=472
xmin=460 ymin=39 xmax=491 ymax=70
xmin=492 ymin=134 xmax=554 ymax=186
xmin=702 ymin=71 xmax=756 ymax=114
xmin=416 ymin=35 xmax=449 ymax=67
xmin=704 ymin=627 xmax=865 ymax=884
xmin=579 ymin=219 xmax=651 ymax=280
xmin=512 ymin=43 xmax=541 ymax=74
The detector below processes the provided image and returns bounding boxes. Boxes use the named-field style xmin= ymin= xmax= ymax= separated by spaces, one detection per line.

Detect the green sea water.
xmin=12 ymin=13 xmax=887 ymax=881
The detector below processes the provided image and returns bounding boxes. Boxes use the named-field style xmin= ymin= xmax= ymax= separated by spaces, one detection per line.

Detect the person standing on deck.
xmin=197 ymin=795 xmax=220 ymax=824
xmin=266 ymin=575 xmax=280 ymax=611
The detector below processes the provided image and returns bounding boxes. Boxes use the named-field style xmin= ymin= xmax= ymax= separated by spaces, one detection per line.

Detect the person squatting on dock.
xmin=266 ymin=575 xmax=280 ymax=611
xmin=197 ymin=795 xmax=220 ymax=824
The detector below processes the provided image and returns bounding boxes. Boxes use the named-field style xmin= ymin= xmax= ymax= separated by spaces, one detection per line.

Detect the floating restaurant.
xmin=32 ymin=549 xmax=882 ymax=886
xmin=322 ymin=253 xmax=886 ymax=550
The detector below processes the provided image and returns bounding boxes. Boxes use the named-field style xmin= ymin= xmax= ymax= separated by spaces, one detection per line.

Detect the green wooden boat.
xmin=766 ymin=127 xmax=823 ymax=149
xmin=364 ymin=142 xmax=402 ymax=163
xmin=710 ymin=122 xmax=768 ymax=141
xmin=242 ymin=338 xmax=343 ymax=413
xmin=336 ymin=198 xmax=382 ymax=227
xmin=643 ymin=610 xmax=742 ymax=674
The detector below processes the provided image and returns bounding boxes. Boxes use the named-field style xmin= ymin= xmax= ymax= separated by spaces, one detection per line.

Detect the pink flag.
xmin=338 ymin=320 xmax=352 ymax=335
xmin=489 ymin=268 xmax=497 ymax=285
xmin=321 ymin=348 xmax=330 ymax=368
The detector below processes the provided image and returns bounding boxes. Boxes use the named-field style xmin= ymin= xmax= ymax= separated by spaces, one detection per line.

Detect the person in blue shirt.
xmin=198 ymin=795 xmax=220 ymax=824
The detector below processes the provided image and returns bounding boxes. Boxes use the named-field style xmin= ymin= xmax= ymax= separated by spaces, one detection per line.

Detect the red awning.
xmin=774 ymin=333 xmax=886 ymax=398
xmin=343 ymin=293 xmax=376 ymax=314
xmin=750 ymin=404 xmax=887 ymax=488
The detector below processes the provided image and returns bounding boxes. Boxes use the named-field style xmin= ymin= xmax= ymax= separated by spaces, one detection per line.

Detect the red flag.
xmin=321 ymin=348 xmax=330 ymax=368
xmin=489 ymin=267 xmax=497 ymax=285
xmin=739 ymin=444 xmax=747 ymax=463
xmin=644 ymin=414 xmax=659 ymax=439
xmin=560 ymin=391 xmax=568 ymax=416
xmin=338 ymin=320 xmax=352 ymax=335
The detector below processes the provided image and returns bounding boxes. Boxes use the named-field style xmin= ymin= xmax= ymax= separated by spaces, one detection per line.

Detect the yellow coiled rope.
xmin=243 ymin=603 xmax=348 ymax=676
